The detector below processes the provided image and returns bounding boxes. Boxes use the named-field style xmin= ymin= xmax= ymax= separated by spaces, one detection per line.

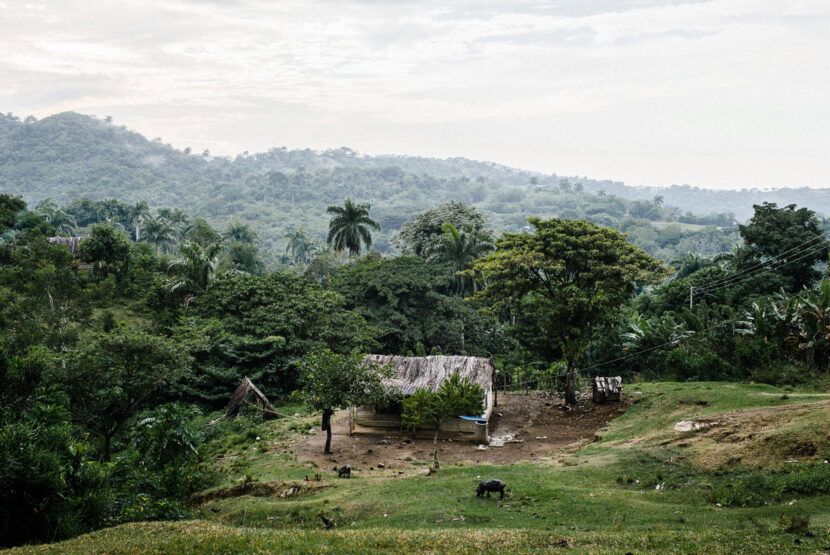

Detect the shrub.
xmin=665 ymin=348 xmax=736 ymax=382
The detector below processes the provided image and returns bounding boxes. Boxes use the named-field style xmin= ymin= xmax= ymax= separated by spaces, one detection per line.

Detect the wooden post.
xmin=474 ymin=421 xmax=488 ymax=444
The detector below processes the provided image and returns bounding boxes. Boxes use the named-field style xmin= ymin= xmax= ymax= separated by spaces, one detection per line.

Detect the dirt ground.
xmin=290 ymin=393 xmax=630 ymax=471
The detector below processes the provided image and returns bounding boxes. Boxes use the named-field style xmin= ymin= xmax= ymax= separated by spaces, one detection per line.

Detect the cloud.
xmin=0 ymin=0 xmax=828 ymax=189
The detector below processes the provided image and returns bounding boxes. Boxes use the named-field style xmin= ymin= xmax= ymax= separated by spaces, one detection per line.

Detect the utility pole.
xmin=690 ymin=285 xmax=694 ymax=310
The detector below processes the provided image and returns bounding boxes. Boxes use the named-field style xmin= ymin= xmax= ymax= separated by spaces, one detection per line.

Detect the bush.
xmin=750 ymin=361 xmax=822 ymax=387
xmin=0 ymin=416 xmax=113 ymax=547
xmin=665 ymin=348 xmax=736 ymax=382
xmin=126 ymin=403 xmax=206 ymax=500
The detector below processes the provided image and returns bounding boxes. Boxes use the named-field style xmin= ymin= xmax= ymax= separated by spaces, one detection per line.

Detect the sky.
xmin=1 ymin=0 xmax=828 ymax=190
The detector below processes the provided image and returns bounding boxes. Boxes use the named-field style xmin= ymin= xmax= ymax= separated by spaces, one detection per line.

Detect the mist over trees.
xmin=5 ymin=111 xmax=830 ymax=267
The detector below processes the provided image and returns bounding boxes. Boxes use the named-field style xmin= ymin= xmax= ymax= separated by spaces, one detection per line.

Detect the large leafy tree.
xmin=326 ymin=198 xmax=380 ymax=256
xmin=735 ymin=202 xmax=829 ymax=294
xmin=1 ymin=236 xmax=90 ymax=350
xmin=221 ymin=242 xmax=265 ymax=275
xmin=78 ymin=224 xmax=131 ymax=278
xmin=331 ymin=255 xmax=513 ymax=356
xmin=55 ymin=328 xmax=190 ymax=461
xmin=401 ymin=374 xmax=484 ymax=469
xmin=176 ymin=272 xmax=378 ymax=406
xmin=470 ymin=217 xmax=668 ymax=404
xmin=297 ymin=350 xmax=391 ymax=454
xmin=394 ymin=200 xmax=489 ymax=257
xmin=0 ymin=194 xmax=26 ymax=234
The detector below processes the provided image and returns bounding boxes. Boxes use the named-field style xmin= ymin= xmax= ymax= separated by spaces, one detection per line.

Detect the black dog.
xmin=337 ymin=464 xmax=351 ymax=478
xmin=475 ymin=479 xmax=505 ymax=499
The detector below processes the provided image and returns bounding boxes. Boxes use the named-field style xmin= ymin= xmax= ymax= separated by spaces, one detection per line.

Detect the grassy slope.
xmin=8 ymin=382 xmax=830 ymax=554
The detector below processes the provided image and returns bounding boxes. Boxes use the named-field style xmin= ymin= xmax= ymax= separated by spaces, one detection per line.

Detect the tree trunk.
xmin=104 ymin=433 xmax=113 ymax=462
xmin=565 ymin=360 xmax=577 ymax=406
xmin=322 ymin=408 xmax=333 ymax=454
xmin=432 ymin=427 xmax=440 ymax=470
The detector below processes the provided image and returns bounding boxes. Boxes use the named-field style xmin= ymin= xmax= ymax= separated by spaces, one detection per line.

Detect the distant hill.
xmin=0 ymin=111 xmax=826 ymax=259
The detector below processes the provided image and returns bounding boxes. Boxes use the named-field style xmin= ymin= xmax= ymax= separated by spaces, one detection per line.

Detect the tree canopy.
xmin=470 ymin=217 xmax=669 ymax=404
xmin=297 ymin=349 xmax=391 ymax=453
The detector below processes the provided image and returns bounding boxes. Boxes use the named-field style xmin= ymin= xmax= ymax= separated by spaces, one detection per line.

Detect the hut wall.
xmin=353 ymin=355 xmax=496 ymax=439
xmin=353 ymin=408 xmax=483 ymax=434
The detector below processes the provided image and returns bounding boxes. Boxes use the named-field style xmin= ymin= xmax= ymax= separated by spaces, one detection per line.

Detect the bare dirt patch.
xmin=289 ymin=393 xmax=630 ymax=472
xmin=668 ymin=400 xmax=830 ymax=468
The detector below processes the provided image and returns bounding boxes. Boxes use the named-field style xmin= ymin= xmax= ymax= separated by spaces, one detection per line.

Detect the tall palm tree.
xmin=283 ymin=228 xmax=318 ymax=266
xmin=429 ymin=223 xmax=494 ymax=296
xmin=123 ymin=201 xmax=150 ymax=241
xmin=142 ymin=217 xmax=178 ymax=253
xmin=326 ymin=198 xmax=380 ymax=256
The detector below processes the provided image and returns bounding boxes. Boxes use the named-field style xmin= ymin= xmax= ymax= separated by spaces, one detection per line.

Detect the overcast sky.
xmin=1 ymin=0 xmax=828 ymax=189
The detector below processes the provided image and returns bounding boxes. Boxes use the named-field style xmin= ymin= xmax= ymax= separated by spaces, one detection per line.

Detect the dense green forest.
xmin=3 ymin=113 xmax=830 ymax=549
xmin=9 ymin=111 xmax=830 ymax=265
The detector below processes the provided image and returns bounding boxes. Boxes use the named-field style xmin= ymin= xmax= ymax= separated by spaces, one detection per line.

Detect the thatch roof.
xmin=363 ymin=355 xmax=494 ymax=395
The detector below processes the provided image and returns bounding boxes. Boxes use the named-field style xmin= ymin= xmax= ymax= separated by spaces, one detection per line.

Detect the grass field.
xmin=8 ymin=382 xmax=830 ymax=554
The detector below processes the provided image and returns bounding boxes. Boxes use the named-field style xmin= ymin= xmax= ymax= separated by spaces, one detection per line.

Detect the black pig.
xmin=338 ymin=464 xmax=351 ymax=478
xmin=475 ymin=478 xmax=505 ymax=499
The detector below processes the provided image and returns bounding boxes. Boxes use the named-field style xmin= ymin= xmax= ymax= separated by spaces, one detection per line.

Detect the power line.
xmin=498 ymin=240 xmax=827 ymax=391
xmin=697 ymin=234 xmax=825 ymax=288
xmin=691 ymin=236 xmax=827 ymax=293
xmin=692 ymin=243 xmax=828 ymax=297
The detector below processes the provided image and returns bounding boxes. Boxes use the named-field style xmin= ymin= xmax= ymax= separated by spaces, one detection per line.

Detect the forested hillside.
xmin=4 ymin=111 xmax=826 ymax=263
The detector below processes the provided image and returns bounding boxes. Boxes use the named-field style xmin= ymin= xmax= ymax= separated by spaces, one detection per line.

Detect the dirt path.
xmin=289 ymin=393 xmax=629 ymax=471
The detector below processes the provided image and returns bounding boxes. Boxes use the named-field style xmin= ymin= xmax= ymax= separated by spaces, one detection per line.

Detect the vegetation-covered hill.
xmin=4 ymin=111 xmax=827 ymax=260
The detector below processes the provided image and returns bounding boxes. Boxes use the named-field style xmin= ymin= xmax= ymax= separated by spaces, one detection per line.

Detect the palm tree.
xmin=142 ymin=217 xmax=178 ymax=253
xmin=326 ymin=198 xmax=380 ymax=256
xmin=283 ymin=228 xmax=318 ymax=266
xmin=157 ymin=207 xmax=191 ymax=238
xmin=98 ymin=198 xmax=123 ymax=224
xmin=35 ymin=198 xmax=77 ymax=235
xmin=223 ymin=222 xmax=258 ymax=245
xmin=429 ymin=223 xmax=494 ymax=296
xmin=166 ymin=239 xmax=223 ymax=304
xmin=669 ymin=253 xmax=715 ymax=279
xmin=123 ymin=201 xmax=150 ymax=241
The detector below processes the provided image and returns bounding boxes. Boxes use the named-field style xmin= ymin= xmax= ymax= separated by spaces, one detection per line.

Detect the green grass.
xmin=8 ymin=521 xmax=828 ymax=554
xmin=8 ymin=382 xmax=830 ymax=554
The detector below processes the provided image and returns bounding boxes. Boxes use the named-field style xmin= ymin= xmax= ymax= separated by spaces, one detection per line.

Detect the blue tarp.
xmin=458 ymin=416 xmax=487 ymax=423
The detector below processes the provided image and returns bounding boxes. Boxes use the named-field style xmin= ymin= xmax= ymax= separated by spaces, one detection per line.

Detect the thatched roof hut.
xmin=352 ymin=355 xmax=495 ymax=440
xmin=364 ymin=354 xmax=494 ymax=395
